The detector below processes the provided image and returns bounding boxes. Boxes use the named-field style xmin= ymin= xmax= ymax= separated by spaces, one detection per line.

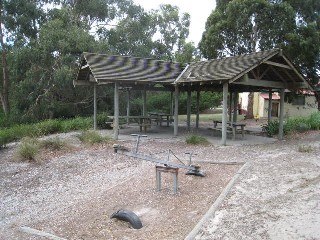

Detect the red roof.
xmin=260 ymin=93 xmax=280 ymax=100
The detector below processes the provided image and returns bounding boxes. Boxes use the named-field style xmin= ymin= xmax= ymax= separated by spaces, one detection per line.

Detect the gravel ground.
xmin=1 ymin=129 xmax=320 ymax=239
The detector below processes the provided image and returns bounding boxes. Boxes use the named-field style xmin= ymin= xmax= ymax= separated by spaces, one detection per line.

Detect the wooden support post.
xmin=93 ymin=83 xmax=97 ymax=130
xmin=268 ymin=89 xmax=272 ymax=124
xmin=233 ymin=91 xmax=238 ymax=123
xmin=196 ymin=88 xmax=200 ymax=129
xmin=142 ymin=87 xmax=147 ymax=116
xmin=126 ymin=89 xmax=130 ymax=125
xmin=113 ymin=82 xmax=119 ymax=140
xmin=170 ymin=91 xmax=173 ymax=115
xmin=174 ymin=84 xmax=179 ymax=136
xmin=278 ymin=88 xmax=285 ymax=140
xmin=229 ymin=92 xmax=232 ymax=122
xmin=156 ymin=166 xmax=179 ymax=194
xmin=187 ymin=86 xmax=191 ymax=132
xmin=222 ymin=82 xmax=228 ymax=145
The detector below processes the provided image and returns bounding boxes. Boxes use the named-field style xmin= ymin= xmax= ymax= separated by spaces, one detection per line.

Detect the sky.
xmin=132 ymin=0 xmax=216 ymax=45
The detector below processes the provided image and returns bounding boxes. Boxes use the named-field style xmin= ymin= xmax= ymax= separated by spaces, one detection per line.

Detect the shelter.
xmin=74 ymin=48 xmax=312 ymax=145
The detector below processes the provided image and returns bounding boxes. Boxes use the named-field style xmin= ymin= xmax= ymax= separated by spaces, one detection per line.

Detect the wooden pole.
xmin=142 ymin=87 xmax=147 ymax=116
xmin=233 ymin=91 xmax=238 ymax=123
xmin=268 ymin=89 xmax=272 ymax=123
xmin=196 ymin=88 xmax=200 ymax=128
xmin=278 ymin=88 xmax=285 ymax=140
xmin=222 ymin=82 xmax=228 ymax=145
xmin=113 ymin=82 xmax=119 ymax=140
xmin=174 ymin=84 xmax=179 ymax=136
xmin=93 ymin=83 xmax=97 ymax=130
xmin=126 ymin=89 xmax=130 ymax=125
xmin=229 ymin=92 xmax=232 ymax=122
xmin=187 ymin=86 xmax=191 ymax=131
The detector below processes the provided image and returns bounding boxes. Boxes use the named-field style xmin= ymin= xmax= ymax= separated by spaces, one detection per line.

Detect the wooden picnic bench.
xmin=148 ymin=112 xmax=173 ymax=127
xmin=213 ymin=120 xmax=246 ymax=140
xmin=108 ymin=116 xmax=152 ymax=133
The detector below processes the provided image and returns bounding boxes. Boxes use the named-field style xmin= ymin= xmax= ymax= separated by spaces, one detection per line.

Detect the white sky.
xmin=132 ymin=0 xmax=216 ymax=45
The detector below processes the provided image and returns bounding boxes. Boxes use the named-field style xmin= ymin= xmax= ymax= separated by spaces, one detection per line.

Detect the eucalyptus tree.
xmin=0 ymin=0 xmax=48 ymax=115
xmin=152 ymin=4 xmax=191 ymax=61
xmin=200 ymin=0 xmax=320 ymax=113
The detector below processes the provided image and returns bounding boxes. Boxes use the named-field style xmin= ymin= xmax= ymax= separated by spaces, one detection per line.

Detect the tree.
xmin=0 ymin=0 xmax=48 ymax=115
xmin=152 ymin=4 xmax=191 ymax=61
xmin=200 ymin=0 xmax=320 ymax=114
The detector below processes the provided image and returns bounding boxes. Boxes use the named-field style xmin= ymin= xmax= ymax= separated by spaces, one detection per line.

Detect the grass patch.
xmin=0 ymin=116 xmax=93 ymax=148
xmin=77 ymin=131 xmax=112 ymax=145
xmin=15 ymin=137 xmax=40 ymax=162
xmin=186 ymin=134 xmax=209 ymax=145
xmin=40 ymin=137 xmax=67 ymax=150
xmin=298 ymin=144 xmax=314 ymax=153
xmin=262 ymin=112 xmax=320 ymax=137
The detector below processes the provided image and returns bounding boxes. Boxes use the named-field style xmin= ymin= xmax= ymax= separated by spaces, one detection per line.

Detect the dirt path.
xmin=195 ymin=132 xmax=320 ymax=240
xmin=1 ymin=131 xmax=319 ymax=239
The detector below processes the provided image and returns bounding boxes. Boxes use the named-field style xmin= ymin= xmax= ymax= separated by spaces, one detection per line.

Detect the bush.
xmin=60 ymin=116 xmax=92 ymax=132
xmin=16 ymin=137 xmax=40 ymax=162
xmin=0 ymin=130 xmax=16 ymax=148
xmin=308 ymin=112 xmax=320 ymax=130
xmin=186 ymin=134 xmax=209 ymax=145
xmin=77 ymin=131 xmax=112 ymax=145
xmin=262 ymin=120 xmax=279 ymax=137
xmin=35 ymin=119 xmax=63 ymax=136
xmin=40 ymin=137 xmax=67 ymax=150
xmin=97 ymin=112 xmax=113 ymax=129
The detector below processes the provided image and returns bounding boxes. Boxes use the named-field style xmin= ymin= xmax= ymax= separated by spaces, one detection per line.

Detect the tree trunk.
xmin=0 ymin=3 xmax=10 ymax=115
xmin=246 ymin=92 xmax=254 ymax=119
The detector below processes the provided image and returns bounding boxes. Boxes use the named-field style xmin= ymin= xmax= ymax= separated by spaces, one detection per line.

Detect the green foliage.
xmin=34 ymin=119 xmax=63 ymax=136
xmin=262 ymin=112 xmax=320 ymax=137
xmin=60 ymin=117 xmax=92 ymax=132
xmin=200 ymin=0 xmax=320 ymax=86
xmin=186 ymin=134 xmax=209 ymax=145
xmin=261 ymin=120 xmax=280 ymax=137
xmin=0 ymin=116 xmax=93 ymax=148
xmin=40 ymin=137 xmax=67 ymax=151
xmin=308 ymin=112 xmax=320 ymax=130
xmin=96 ymin=112 xmax=112 ymax=129
xmin=77 ymin=131 xmax=112 ymax=145
xmin=16 ymin=137 xmax=40 ymax=162
xmin=130 ymin=91 xmax=222 ymax=115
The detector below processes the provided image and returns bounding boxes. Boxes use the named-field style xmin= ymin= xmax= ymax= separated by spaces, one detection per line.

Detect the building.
xmin=239 ymin=91 xmax=317 ymax=119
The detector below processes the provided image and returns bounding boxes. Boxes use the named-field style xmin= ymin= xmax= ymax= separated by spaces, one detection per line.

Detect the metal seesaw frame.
xmin=113 ymin=134 xmax=205 ymax=177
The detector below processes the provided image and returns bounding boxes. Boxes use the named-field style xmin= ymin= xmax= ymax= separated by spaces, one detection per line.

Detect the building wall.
xmin=283 ymin=95 xmax=318 ymax=118
xmin=239 ymin=92 xmax=318 ymax=118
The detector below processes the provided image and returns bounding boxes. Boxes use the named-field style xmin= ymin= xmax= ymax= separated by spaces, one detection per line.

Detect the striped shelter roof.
xmin=74 ymin=49 xmax=312 ymax=91
xmin=177 ymin=48 xmax=311 ymax=91
xmin=74 ymin=52 xmax=185 ymax=86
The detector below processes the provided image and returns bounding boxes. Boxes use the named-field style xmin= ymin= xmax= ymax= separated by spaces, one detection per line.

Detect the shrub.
xmin=0 ymin=130 xmax=16 ymax=148
xmin=60 ymin=116 xmax=92 ymax=132
xmin=262 ymin=120 xmax=279 ymax=137
xmin=97 ymin=112 xmax=113 ymax=129
xmin=186 ymin=134 xmax=209 ymax=145
xmin=16 ymin=137 xmax=40 ymax=162
xmin=40 ymin=137 xmax=67 ymax=150
xmin=35 ymin=119 xmax=63 ymax=136
xmin=298 ymin=144 xmax=314 ymax=153
xmin=308 ymin=112 xmax=320 ymax=130
xmin=77 ymin=131 xmax=112 ymax=144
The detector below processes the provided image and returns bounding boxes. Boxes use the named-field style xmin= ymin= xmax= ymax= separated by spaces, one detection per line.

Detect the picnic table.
xmin=213 ymin=120 xmax=246 ymax=140
xmin=108 ymin=116 xmax=152 ymax=132
xmin=148 ymin=112 xmax=173 ymax=127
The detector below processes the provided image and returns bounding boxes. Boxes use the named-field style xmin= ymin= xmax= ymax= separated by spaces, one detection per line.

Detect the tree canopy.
xmin=200 ymin=0 xmax=320 ymax=85
xmin=200 ymin=0 xmax=320 ymax=114
xmin=0 ymin=0 xmax=199 ymax=123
